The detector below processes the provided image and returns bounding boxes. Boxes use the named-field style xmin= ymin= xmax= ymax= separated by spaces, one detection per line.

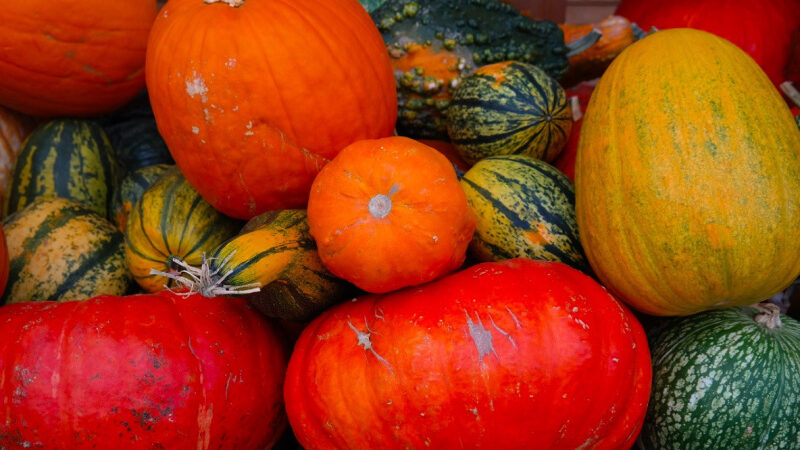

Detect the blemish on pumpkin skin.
xmin=464 ymin=310 xmax=497 ymax=362
xmin=186 ymin=72 xmax=208 ymax=103
xmin=348 ymin=319 xmax=393 ymax=374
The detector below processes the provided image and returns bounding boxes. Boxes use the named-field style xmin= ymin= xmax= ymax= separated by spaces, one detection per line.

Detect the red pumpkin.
xmin=0 ymin=223 xmax=8 ymax=297
xmin=146 ymin=0 xmax=397 ymax=219
xmin=285 ymin=258 xmax=652 ymax=449
xmin=0 ymin=0 xmax=157 ymax=117
xmin=0 ymin=291 xmax=287 ymax=449
xmin=307 ymin=136 xmax=476 ymax=294
xmin=553 ymin=82 xmax=594 ymax=180
xmin=615 ymin=0 xmax=798 ymax=87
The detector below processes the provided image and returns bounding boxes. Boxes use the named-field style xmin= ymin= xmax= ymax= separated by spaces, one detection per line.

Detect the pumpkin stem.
xmin=565 ymin=28 xmax=602 ymax=58
xmin=781 ymin=81 xmax=800 ymax=108
xmin=149 ymin=252 xmax=262 ymax=298
xmin=369 ymin=185 xmax=399 ymax=219
xmin=203 ymin=0 xmax=245 ymax=7
xmin=753 ymin=302 xmax=783 ymax=330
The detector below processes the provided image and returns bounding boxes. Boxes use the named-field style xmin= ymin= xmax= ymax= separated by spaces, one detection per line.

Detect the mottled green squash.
xmin=4 ymin=119 xmax=119 ymax=218
xmin=642 ymin=303 xmax=800 ymax=449
xmin=460 ymin=154 xmax=589 ymax=273
xmin=357 ymin=0 xmax=386 ymax=13
xmin=124 ymin=167 xmax=242 ymax=292
xmin=2 ymin=197 xmax=132 ymax=304
xmin=447 ymin=61 xmax=572 ymax=165
xmin=110 ymin=163 xmax=173 ymax=232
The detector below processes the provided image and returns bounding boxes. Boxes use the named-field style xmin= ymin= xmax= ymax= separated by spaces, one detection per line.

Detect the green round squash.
xmin=447 ymin=61 xmax=572 ymax=165
xmin=460 ymin=154 xmax=589 ymax=273
xmin=2 ymin=197 xmax=132 ymax=304
xmin=4 ymin=119 xmax=120 ymax=219
xmin=642 ymin=303 xmax=800 ymax=449
xmin=110 ymin=163 xmax=173 ymax=232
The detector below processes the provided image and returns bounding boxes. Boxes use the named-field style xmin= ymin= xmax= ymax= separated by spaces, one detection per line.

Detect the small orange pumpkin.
xmin=146 ymin=0 xmax=397 ymax=219
xmin=0 ymin=0 xmax=158 ymax=117
xmin=307 ymin=137 xmax=476 ymax=294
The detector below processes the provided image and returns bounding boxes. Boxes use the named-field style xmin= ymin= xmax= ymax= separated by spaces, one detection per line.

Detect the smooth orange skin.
xmin=285 ymin=258 xmax=652 ymax=449
xmin=307 ymin=137 xmax=475 ymax=294
xmin=145 ymin=0 xmax=397 ymax=219
xmin=0 ymin=0 xmax=157 ymax=117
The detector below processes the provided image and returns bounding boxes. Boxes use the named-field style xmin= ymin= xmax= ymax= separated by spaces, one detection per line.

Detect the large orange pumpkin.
xmin=146 ymin=0 xmax=398 ymax=219
xmin=575 ymin=29 xmax=800 ymax=316
xmin=0 ymin=0 xmax=158 ymax=117
xmin=307 ymin=137 xmax=475 ymax=294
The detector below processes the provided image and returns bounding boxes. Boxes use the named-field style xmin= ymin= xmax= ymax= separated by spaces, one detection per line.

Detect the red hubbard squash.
xmin=0 ymin=291 xmax=287 ymax=449
xmin=0 ymin=0 xmax=157 ymax=117
xmin=615 ymin=0 xmax=798 ymax=87
xmin=307 ymin=136 xmax=475 ymax=294
xmin=146 ymin=0 xmax=397 ymax=219
xmin=285 ymin=258 xmax=652 ymax=449
xmin=575 ymin=29 xmax=800 ymax=316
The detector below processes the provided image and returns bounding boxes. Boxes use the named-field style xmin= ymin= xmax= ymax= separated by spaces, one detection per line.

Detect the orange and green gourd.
xmin=575 ymin=28 xmax=800 ymax=316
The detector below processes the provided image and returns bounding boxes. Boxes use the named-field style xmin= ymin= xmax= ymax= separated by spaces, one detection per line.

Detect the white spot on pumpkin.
xmin=192 ymin=126 xmax=200 ymax=135
xmin=186 ymin=72 xmax=208 ymax=103
xmin=162 ymin=10 xmax=168 ymax=18
xmin=432 ymin=235 xmax=438 ymax=243
xmin=246 ymin=120 xmax=253 ymax=129
xmin=225 ymin=58 xmax=237 ymax=69
xmin=244 ymin=131 xmax=254 ymax=136
xmin=348 ymin=320 xmax=393 ymax=374
xmin=465 ymin=310 xmax=497 ymax=362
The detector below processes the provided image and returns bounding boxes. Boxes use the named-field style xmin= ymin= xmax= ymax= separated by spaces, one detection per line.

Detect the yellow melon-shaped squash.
xmin=575 ymin=28 xmax=800 ymax=316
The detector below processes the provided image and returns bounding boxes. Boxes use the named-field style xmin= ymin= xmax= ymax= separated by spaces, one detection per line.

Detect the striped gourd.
xmin=1 ymin=197 xmax=131 ymax=304
xmin=4 ymin=119 xmax=119 ymax=219
xmin=460 ymin=154 xmax=589 ymax=273
xmin=642 ymin=304 xmax=800 ymax=449
xmin=167 ymin=209 xmax=351 ymax=321
xmin=446 ymin=61 xmax=572 ymax=165
xmin=110 ymin=163 xmax=173 ymax=232
xmin=125 ymin=167 xmax=242 ymax=292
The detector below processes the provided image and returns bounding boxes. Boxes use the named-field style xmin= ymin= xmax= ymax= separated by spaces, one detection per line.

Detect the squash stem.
xmin=753 ymin=302 xmax=783 ymax=330
xmin=150 ymin=252 xmax=261 ymax=297
xmin=203 ymin=0 xmax=245 ymax=7
xmin=781 ymin=81 xmax=800 ymax=108
xmin=565 ymin=29 xmax=602 ymax=58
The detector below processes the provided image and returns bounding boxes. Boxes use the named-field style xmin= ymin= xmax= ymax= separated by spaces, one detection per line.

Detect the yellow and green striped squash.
xmin=1 ymin=197 xmax=131 ymax=304
xmin=446 ymin=61 xmax=572 ymax=165
xmin=4 ymin=119 xmax=119 ymax=219
xmin=124 ymin=166 xmax=241 ymax=292
xmin=110 ymin=163 xmax=173 ymax=232
xmin=460 ymin=154 xmax=589 ymax=273
xmin=208 ymin=209 xmax=351 ymax=321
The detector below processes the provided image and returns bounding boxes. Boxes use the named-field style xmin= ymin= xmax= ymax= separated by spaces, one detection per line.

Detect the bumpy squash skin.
xmin=4 ymin=119 xmax=119 ymax=219
xmin=285 ymin=258 xmax=651 ymax=449
xmin=460 ymin=155 xmax=589 ymax=272
xmin=125 ymin=167 xmax=241 ymax=292
xmin=210 ymin=210 xmax=353 ymax=322
xmin=642 ymin=306 xmax=800 ymax=449
xmin=372 ymin=0 xmax=570 ymax=139
xmin=575 ymin=29 xmax=800 ymax=316
xmin=447 ymin=61 xmax=572 ymax=164
xmin=0 ymin=291 xmax=288 ymax=449
xmin=2 ymin=198 xmax=131 ymax=304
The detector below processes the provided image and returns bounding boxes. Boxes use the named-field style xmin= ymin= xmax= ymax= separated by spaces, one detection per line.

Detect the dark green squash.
xmin=460 ymin=154 xmax=589 ymax=273
xmin=447 ymin=61 xmax=572 ymax=165
xmin=643 ymin=303 xmax=800 ymax=449
xmin=110 ymin=163 xmax=173 ymax=232
xmin=4 ymin=119 xmax=120 ymax=219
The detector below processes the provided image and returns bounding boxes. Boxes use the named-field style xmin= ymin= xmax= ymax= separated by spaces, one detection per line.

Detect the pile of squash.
xmin=0 ymin=0 xmax=799 ymax=448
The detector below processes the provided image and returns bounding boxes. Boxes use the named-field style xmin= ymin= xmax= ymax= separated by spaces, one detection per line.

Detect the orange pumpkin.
xmin=0 ymin=106 xmax=36 ymax=202
xmin=307 ymin=137 xmax=476 ymax=294
xmin=0 ymin=0 xmax=157 ymax=117
xmin=146 ymin=0 xmax=397 ymax=219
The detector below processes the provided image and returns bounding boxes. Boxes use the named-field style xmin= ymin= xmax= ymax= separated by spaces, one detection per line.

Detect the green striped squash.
xmin=124 ymin=166 xmax=242 ymax=292
xmin=642 ymin=304 xmax=800 ymax=449
xmin=1 ymin=197 xmax=132 ymax=304
xmin=446 ymin=61 xmax=572 ymax=165
xmin=459 ymin=154 xmax=589 ymax=273
xmin=4 ymin=119 xmax=119 ymax=219
xmin=110 ymin=163 xmax=173 ymax=232
xmin=178 ymin=209 xmax=352 ymax=321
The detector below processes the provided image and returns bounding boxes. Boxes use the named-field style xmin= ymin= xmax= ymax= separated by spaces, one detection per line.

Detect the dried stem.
xmin=150 ymin=252 xmax=261 ymax=298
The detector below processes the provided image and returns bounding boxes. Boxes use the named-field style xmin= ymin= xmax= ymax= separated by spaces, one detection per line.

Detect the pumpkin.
xmin=146 ymin=0 xmax=397 ymax=220
xmin=447 ymin=61 xmax=572 ymax=165
xmin=285 ymin=258 xmax=652 ymax=449
xmin=641 ymin=303 xmax=800 ymax=448
xmin=417 ymin=139 xmax=471 ymax=175
xmin=0 ymin=106 xmax=36 ymax=202
xmin=125 ymin=167 xmax=242 ymax=293
xmin=553 ymin=82 xmax=594 ymax=180
xmin=0 ymin=222 xmax=8 ymax=297
xmin=460 ymin=155 xmax=589 ymax=273
xmin=614 ymin=0 xmax=798 ymax=87
xmin=2 ymin=198 xmax=131 ymax=304
xmin=575 ymin=29 xmax=800 ymax=316
xmin=162 ymin=209 xmax=353 ymax=322
xmin=110 ymin=163 xmax=173 ymax=232
xmin=0 ymin=290 xmax=287 ymax=449
xmin=0 ymin=0 xmax=157 ymax=117
xmin=4 ymin=119 xmax=120 ymax=219
xmin=307 ymin=137 xmax=475 ymax=294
